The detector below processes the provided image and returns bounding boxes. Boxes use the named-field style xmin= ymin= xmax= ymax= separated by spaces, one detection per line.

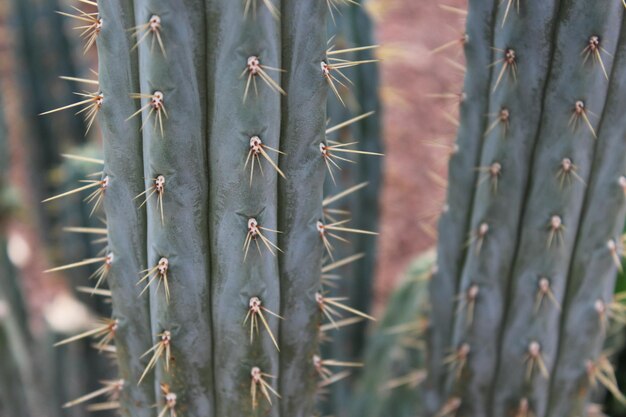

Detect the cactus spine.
xmin=44 ymin=1 xmax=379 ymax=416
xmin=427 ymin=1 xmax=626 ymax=416
xmin=10 ymin=0 xmax=89 ymax=232
xmin=323 ymin=1 xmax=383 ymax=413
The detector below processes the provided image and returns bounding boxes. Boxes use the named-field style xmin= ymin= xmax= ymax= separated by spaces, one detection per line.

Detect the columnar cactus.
xmin=323 ymin=0 xmax=383 ymax=413
xmin=44 ymin=1 xmax=379 ymax=416
xmin=427 ymin=1 xmax=626 ymax=416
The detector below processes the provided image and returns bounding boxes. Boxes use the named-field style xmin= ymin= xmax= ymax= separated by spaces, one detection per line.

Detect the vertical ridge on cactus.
xmin=441 ymin=1 xmax=561 ymax=414
xmin=278 ymin=2 xmax=328 ymax=416
xmin=546 ymin=11 xmax=626 ymax=416
xmin=424 ymin=0 xmax=497 ymax=412
xmin=490 ymin=3 xmax=622 ymax=416
xmin=207 ymin=1 xmax=281 ymax=415
xmin=98 ymin=1 xmax=155 ymax=415
xmin=322 ymin=4 xmax=384 ymax=411
xmin=131 ymin=1 xmax=215 ymax=415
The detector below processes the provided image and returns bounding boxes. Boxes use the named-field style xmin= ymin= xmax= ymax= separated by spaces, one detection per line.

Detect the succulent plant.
xmin=426 ymin=1 xmax=626 ymax=416
xmin=322 ymin=0 xmax=383 ymax=413
xmin=0 ymin=81 xmax=46 ymax=417
xmin=349 ymin=251 xmax=433 ymax=417
xmin=42 ymin=1 xmax=380 ymax=416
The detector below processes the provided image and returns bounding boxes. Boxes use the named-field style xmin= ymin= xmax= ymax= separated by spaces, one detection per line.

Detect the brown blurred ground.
xmin=372 ymin=0 xmax=466 ymax=306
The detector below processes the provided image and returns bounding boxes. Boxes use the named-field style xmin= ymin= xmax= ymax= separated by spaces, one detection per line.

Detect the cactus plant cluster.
xmin=41 ymin=1 xmax=382 ymax=416
xmin=425 ymin=1 xmax=626 ymax=416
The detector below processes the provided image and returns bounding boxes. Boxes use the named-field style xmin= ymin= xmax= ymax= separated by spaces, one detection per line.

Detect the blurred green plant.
xmin=322 ymin=0 xmax=384 ymax=414
xmin=349 ymin=250 xmax=433 ymax=417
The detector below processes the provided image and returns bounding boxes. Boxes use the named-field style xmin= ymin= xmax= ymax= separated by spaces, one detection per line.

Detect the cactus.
xmin=53 ymin=146 xmax=109 ymax=308
xmin=349 ymin=251 xmax=433 ymax=417
xmin=322 ymin=0 xmax=383 ymax=414
xmin=426 ymin=1 xmax=626 ymax=416
xmin=42 ymin=1 xmax=380 ymax=416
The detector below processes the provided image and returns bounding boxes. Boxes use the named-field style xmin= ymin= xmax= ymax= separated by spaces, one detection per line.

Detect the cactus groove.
xmin=428 ymin=1 xmax=626 ymax=416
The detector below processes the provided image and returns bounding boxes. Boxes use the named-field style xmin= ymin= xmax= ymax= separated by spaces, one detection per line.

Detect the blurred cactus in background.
xmin=322 ymin=0 xmax=383 ymax=415
xmin=424 ymin=1 xmax=626 ymax=416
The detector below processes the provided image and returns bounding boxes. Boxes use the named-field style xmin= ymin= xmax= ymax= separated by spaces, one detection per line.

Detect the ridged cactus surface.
xmin=427 ymin=1 xmax=626 ymax=416
xmin=42 ymin=1 xmax=379 ymax=416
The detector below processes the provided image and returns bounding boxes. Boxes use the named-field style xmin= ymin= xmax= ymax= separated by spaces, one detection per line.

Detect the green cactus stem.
xmin=427 ymin=1 xmax=626 ymax=416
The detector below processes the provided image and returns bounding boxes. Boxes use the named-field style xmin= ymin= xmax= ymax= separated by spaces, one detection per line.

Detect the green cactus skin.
xmin=423 ymin=0 xmax=496 ymax=412
xmin=9 ymin=0 xmax=88 ymax=233
xmin=443 ymin=1 xmax=563 ymax=414
xmin=132 ymin=1 xmax=215 ymax=416
xmin=98 ymin=2 xmax=155 ymax=415
xmin=349 ymin=251 xmax=433 ymax=417
xmin=546 ymin=14 xmax=626 ymax=416
xmin=207 ymin=2 xmax=281 ymax=416
xmin=323 ymin=2 xmax=383 ymax=414
xmin=278 ymin=2 xmax=328 ymax=416
xmin=427 ymin=1 xmax=626 ymax=416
